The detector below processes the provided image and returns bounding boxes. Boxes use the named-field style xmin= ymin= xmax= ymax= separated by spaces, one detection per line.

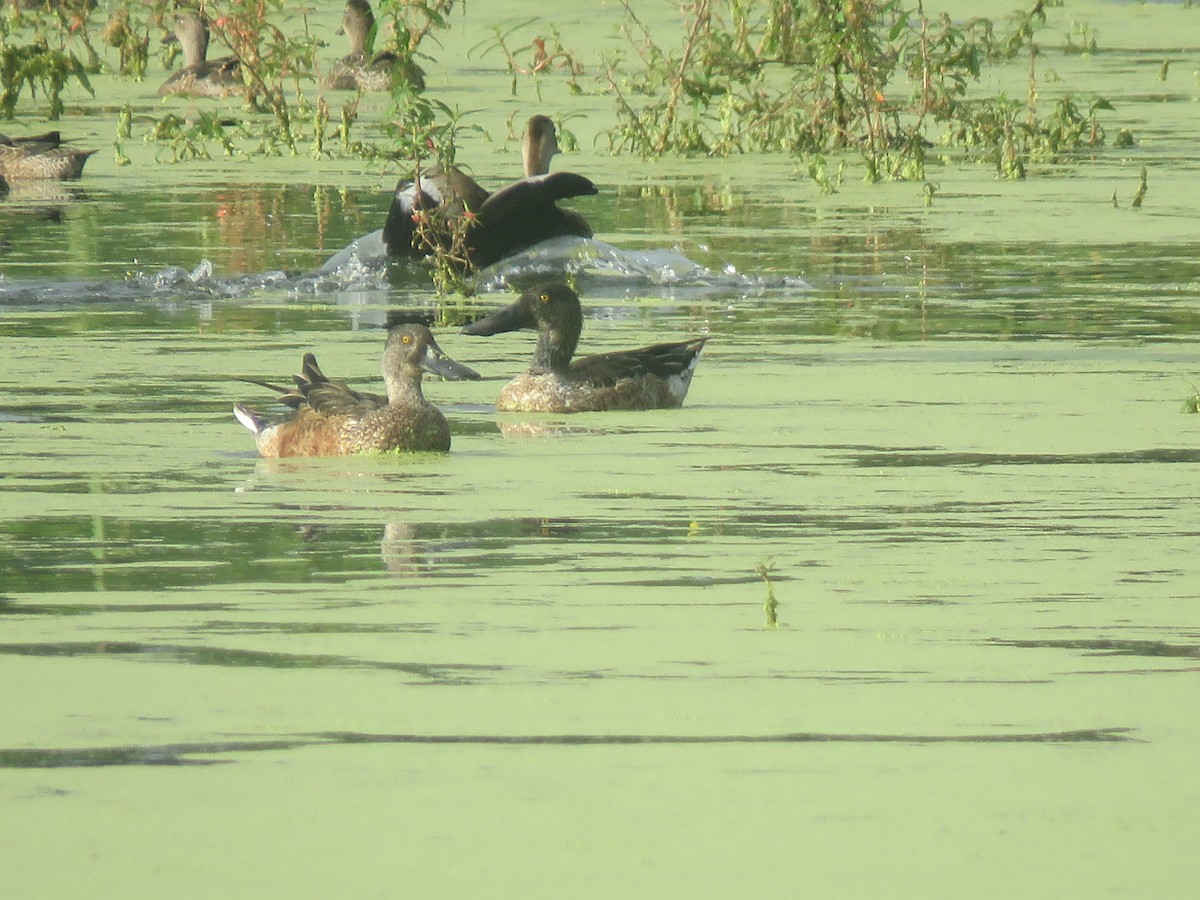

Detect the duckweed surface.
xmin=2 ymin=2 xmax=1199 ymax=896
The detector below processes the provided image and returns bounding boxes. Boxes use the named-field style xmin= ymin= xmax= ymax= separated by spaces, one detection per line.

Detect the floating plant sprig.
xmin=1182 ymin=379 xmax=1199 ymax=414
xmin=755 ymin=559 xmax=779 ymax=629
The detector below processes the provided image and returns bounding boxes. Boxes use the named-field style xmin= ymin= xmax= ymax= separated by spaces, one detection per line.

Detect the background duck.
xmin=462 ymin=283 xmax=708 ymax=413
xmin=234 ymin=324 xmax=480 ymax=456
xmin=325 ymin=0 xmax=425 ymax=92
xmin=159 ymin=12 xmax=242 ymax=99
xmin=0 ymin=131 xmax=97 ymax=180
xmin=383 ymin=114 xmax=596 ymax=270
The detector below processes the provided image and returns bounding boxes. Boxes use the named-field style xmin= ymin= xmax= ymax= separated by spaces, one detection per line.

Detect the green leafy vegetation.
xmin=599 ymin=0 xmax=1124 ymax=182
xmin=0 ymin=8 xmax=94 ymax=119
xmin=756 ymin=559 xmax=779 ymax=628
xmin=1131 ymin=165 xmax=1147 ymax=208
xmin=1183 ymin=381 xmax=1200 ymax=414
xmin=473 ymin=17 xmax=585 ymax=99
xmin=386 ymin=96 xmax=483 ymax=295
xmin=0 ymin=0 xmax=1129 ymax=178
xmin=100 ymin=6 xmax=153 ymax=79
xmin=1 ymin=0 xmax=460 ymax=162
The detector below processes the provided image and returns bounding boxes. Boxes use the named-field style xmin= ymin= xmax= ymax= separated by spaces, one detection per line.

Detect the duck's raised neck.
xmin=521 ymin=116 xmax=560 ymax=178
xmin=530 ymin=308 xmax=581 ymax=375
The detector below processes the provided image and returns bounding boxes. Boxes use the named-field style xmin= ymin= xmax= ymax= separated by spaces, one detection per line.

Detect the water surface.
xmin=2 ymin=1 xmax=1199 ymax=896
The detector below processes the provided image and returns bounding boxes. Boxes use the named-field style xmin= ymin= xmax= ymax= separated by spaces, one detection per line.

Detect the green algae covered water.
xmin=2 ymin=2 xmax=1199 ymax=897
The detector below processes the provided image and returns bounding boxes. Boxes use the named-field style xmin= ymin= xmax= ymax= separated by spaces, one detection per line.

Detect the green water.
xmin=2 ymin=2 xmax=1200 ymax=897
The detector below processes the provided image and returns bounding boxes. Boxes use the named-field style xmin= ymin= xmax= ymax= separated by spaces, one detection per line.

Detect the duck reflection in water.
xmin=234 ymin=324 xmax=479 ymax=457
xmin=462 ymin=282 xmax=708 ymax=413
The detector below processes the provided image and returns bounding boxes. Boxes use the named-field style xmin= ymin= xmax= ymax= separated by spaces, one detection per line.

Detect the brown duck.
xmin=324 ymin=0 xmax=425 ymax=92
xmin=0 ymin=131 xmax=97 ymax=180
xmin=462 ymin=283 xmax=708 ymax=412
xmin=159 ymin=13 xmax=242 ymax=99
xmin=234 ymin=324 xmax=480 ymax=456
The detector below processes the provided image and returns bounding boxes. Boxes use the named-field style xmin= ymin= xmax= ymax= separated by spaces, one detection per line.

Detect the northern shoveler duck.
xmin=383 ymin=114 xmax=596 ymax=270
xmin=159 ymin=13 xmax=242 ymax=99
xmin=324 ymin=0 xmax=425 ymax=92
xmin=0 ymin=131 xmax=97 ymax=180
xmin=461 ymin=283 xmax=708 ymax=412
xmin=234 ymin=324 xmax=480 ymax=456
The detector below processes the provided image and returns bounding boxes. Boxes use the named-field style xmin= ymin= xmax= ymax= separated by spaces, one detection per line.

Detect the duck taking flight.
xmin=383 ymin=115 xmax=597 ymax=271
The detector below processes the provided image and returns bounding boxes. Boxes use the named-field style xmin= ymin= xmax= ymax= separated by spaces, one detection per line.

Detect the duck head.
xmin=167 ymin=13 xmax=210 ymax=66
xmin=461 ymin=283 xmax=582 ymax=374
xmin=384 ymin=324 xmax=481 ymax=400
xmin=339 ymin=0 xmax=376 ymax=54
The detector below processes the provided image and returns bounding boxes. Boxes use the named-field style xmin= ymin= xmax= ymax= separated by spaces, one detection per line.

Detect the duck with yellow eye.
xmin=462 ymin=282 xmax=708 ymax=413
xmin=234 ymin=324 xmax=480 ymax=456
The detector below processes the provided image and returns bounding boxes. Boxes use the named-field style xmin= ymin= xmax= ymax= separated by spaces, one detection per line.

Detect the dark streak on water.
xmin=849 ymin=449 xmax=1200 ymax=468
xmin=0 ymin=641 xmax=501 ymax=682
xmin=0 ymin=727 xmax=1139 ymax=769
xmin=990 ymin=638 xmax=1200 ymax=660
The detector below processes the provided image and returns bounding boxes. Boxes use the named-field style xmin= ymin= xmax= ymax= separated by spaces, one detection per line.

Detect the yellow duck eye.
xmin=402 ymin=334 xmax=412 ymax=344
xmin=539 ymin=292 xmax=550 ymax=303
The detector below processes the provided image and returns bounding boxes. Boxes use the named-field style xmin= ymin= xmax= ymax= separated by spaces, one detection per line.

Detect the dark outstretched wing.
xmin=384 ymin=170 xmax=598 ymax=268
xmin=477 ymin=172 xmax=597 ymax=226
xmin=467 ymin=172 xmax=597 ymax=267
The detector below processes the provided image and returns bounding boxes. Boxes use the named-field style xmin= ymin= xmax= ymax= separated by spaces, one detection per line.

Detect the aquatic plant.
xmin=756 ymin=559 xmax=779 ymax=629
xmin=100 ymin=6 xmax=155 ymax=80
xmin=149 ymin=111 xmax=242 ymax=162
xmin=804 ymin=154 xmax=844 ymax=194
xmin=113 ymin=101 xmax=132 ymax=165
xmin=599 ymin=0 xmax=1125 ymax=181
xmin=126 ymin=1 xmax=321 ymax=160
xmin=375 ymin=0 xmax=455 ymax=85
xmin=384 ymin=94 xmax=483 ymax=295
xmin=202 ymin=1 xmax=322 ymax=153
xmin=138 ymin=1 xmax=457 ymax=163
xmin=473 ymin=18 xmax=585 ymax=100
xmin=0 ymin=9 xmax=94 ymax=120
xmin=370 ymin=1 xmax=484 ymax=294
xmin=1182 ymin=381 xmax=1199 ymax=414
xmin=1131 ymin=165 xmax=1147 ymax=209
